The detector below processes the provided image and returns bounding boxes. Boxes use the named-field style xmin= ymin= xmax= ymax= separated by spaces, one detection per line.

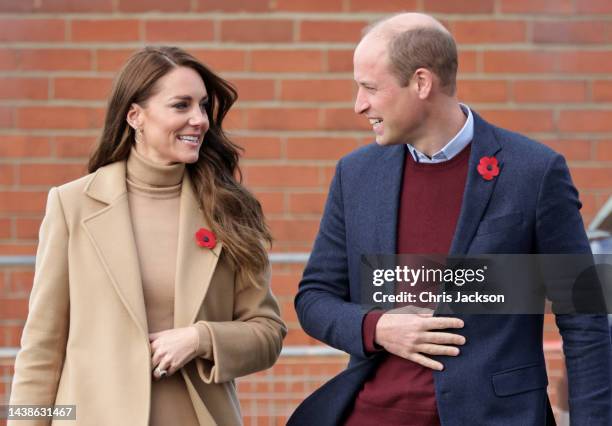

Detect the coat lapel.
xmin=173 ymin=173 xmax=222 ymax=328
xmin=449 ymin=112 xmax=503 ymax=255
xmin=81 ymin=161 xmax=148 ymax=336
xmin=370 ymin=144 xmax=406 ymax=254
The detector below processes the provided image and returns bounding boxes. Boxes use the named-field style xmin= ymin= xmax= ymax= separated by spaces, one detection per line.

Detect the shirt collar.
xmin=406 ymin=103 xmax=474 ymax=164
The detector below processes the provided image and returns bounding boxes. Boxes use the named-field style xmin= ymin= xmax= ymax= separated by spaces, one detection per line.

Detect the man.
xmin=288 ymin=13 xmax=611 ymax=426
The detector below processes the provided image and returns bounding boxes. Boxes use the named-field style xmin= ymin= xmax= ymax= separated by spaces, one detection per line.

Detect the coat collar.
xmin=81 ymin=160 xmax=222 ymax=337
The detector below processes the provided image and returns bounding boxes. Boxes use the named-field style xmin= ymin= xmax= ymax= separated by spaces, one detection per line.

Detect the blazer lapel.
xmin=370 ymin=144 xmax=406 ymax=254
xmin=81 ymin=161 xmax=148 ymax=336
xmin=173 ymin=173 xmax=222 ymax=328
xmin=449 ymin=112 xmax=503 ymax=255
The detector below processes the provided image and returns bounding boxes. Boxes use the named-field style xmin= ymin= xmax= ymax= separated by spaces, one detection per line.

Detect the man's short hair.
xmin=386 ymin=27 xmax=458 ymax=96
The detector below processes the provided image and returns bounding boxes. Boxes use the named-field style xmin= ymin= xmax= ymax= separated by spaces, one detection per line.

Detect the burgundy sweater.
xmin=345 ymin=144 xmax=471 ymax=426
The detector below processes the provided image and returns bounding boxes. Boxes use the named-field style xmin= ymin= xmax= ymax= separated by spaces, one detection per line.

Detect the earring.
xmin=135 ymin=127 xmax=144 ymax=144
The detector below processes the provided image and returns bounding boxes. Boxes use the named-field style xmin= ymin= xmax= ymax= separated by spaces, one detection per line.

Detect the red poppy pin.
xmin=195 ymin=228 xmax=216 ymax=249
xmin=477 ymin=156 xmax=500 ymax=181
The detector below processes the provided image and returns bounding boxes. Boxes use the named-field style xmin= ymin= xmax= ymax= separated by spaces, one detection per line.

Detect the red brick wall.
xmin=1 ymin=0 xmax=611 ymax=424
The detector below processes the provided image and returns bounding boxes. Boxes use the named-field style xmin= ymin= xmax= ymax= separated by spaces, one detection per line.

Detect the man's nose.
xmin=354 ymin=92 xmax=369 ymax=114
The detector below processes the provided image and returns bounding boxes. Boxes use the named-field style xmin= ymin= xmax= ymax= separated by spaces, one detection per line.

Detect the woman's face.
xmin=128 ymin=66 xmax=210 ymax=165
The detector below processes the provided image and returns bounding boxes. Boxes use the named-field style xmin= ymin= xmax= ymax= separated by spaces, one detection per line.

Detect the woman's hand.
xmin=149 ymin=326 xmax=199 ymax=380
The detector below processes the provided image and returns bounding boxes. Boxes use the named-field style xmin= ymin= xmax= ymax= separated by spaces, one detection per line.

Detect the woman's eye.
xmin=173 ymin=102 xmax=188 ymax=109
xmin=200 ymin=101 xmax=209 ymax=110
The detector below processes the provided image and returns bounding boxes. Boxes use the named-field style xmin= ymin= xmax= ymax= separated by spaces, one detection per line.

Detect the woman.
xmin=9 ymin=46 xmax=286 ymax=425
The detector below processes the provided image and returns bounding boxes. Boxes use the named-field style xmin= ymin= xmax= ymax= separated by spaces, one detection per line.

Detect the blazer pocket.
xmin=492 ymin=363 xmax=548 ymax=397
xmin=476 ymin=212 xmax=523 ymax=237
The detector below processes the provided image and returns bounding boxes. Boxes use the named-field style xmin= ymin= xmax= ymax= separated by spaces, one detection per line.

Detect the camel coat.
xmin=9 ymin=160 xmax=286 ymax=426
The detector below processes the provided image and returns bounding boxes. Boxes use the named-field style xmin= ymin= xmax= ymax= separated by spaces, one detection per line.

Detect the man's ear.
xmin=413 ymin=68 xmax=433 ymax=100
xmin=126 ymin=103 xmax=143 ymax=129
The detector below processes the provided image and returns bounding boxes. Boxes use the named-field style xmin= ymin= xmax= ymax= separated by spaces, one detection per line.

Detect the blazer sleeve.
xmin=9 ymin=188 xmax=70 ymax=413
xmin=193 ymin=266 xmax=286 ymax=384
xmin=294 ymin=159 xmax=372 ymax=359
xmin=535 ymin=153 xmax=612 ymax=422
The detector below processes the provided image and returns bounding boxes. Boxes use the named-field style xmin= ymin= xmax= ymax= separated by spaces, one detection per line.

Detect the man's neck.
xmin=410 ymin=101 xmax=467 ymax=157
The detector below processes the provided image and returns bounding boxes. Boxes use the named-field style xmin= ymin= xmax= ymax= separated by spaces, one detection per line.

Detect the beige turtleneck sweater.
xmin=126 ymin=147 xmax=206 ymax=426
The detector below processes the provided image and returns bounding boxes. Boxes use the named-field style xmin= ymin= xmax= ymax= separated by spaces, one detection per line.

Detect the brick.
xmin=0 ymin=107 xmax=14 ymax=128
xmin=274 ymin=0 xmax=343 ymax=12
xmin=8 ymin=271 xmax=35 ymax=295
xmin=55 ymin=136 xmax=97 ymax=158
xmin=299 ymin=21 xmax=366 ymax=43
xmin=236 ymin=137 xmax=282 ymax=160
xmin=54 ymin=77 xmax=112 ymax=100
xmin=558 ymin=52 xmax=612 ymax=74
xmin=322 ymin=108 xmax=370 ymax=131
xmin=117 ymin=0 xmax=191 ymax=12
xmin=280 ymin=79 xmax=354 ymax=102
xmin=16 ymin=107 xmax=103 ymax=130
xmin=0 ymin=0 xmax=36 ymax=12
xmin=245 ymin=108 xmax=319 ymax=131
xmin=457 ymin=80 xmax=508 ymax=103
xmin=513 ymin=80 xmax=587 ymax=103
xmin=244 ymin=166 xmax=320 ymax=188
xmin=192 ymin=50 xmax=247 ymax=72
xmin=0 ymin=49 xmax=19 ymax=70
xmin=222 ymin=108 xmax=246 ymax=130
xmin=231 ymin=79 xmax=275 ymax=101
xmin=595 ymin=141 xmax=612 ymax=161
xmin=286 ymin=137 xmax=359 ymax=160
xmin=2 ymin=324 xmax=24 ymax=347
xmin=0 ymin=19 xmax=65 ymax=42
xmin=0 ymin=244 xmax=37 ymax=255
xmin=453 ymin=21 xmax=526 ymax=44
xmin=0 ymin=78 xmax=48 ymax=100
xmin=280 ymin=298 xmax=298 ymax=322
xmin=145 ymin=20 xmax=214 ymax=42
xmin=479 ymin=110 xmax=554 ymax=133
xmin=0 ymin=165 xmax=15 ymax=185
xmin=0 ymin=298 xmax=29 ymax=320
xmin=575 ymin=0 xmax=612 ymax=13
xmin=20 ymin=49 xmax=91 ymax=71
xmin=71 ymin=20 xmax=140 ymax=42
xmin=349 ymin=0 xmax=418 ymax=11
xmin=196 ymin=0 xmax=271 ymax=12
xmin=288 ymin=192 xmax=327 ymax=214
xmin=571 ymin=167 xmax=612 ymax=190
xmin=483 ymin=51 xmax=556 ymax=74
xmin=39 ymin=0 xmax=112 ymax=12
xmin=540 ymin=139 xmax=592 ymax=161
xmin=19 ymin=164 xmax=86 ymax=186
xmin=269 ymin=219 xmax=320 ymax=242
xmin=251 ymin=50 xmax=324 ymax=73
xmin=221 ymin=20 xmax=294 ymax=43
xmin=533 ymin=21 xmax=608 ymax=44
xmin=270 ymin=273 xmax=301 ymax=296
xmin=0 ymin=218 xmax=10 ymax=238
xmin=593 ymin=81 xmax=612 ymax=102
xmin=327 ymin=50 xmax=353 ymax=73
xmin=254 ymin=191 xmax=284 ymax=215
xmin=458 ymin=51 xmax=478 ymax=74
xmin=15 ymin=218 xmax=42 ymax=239
xmin=424 ymin=0 xmax=494 ymax=13
xmin=0 ymin=136 xmax=51 ymax=158
xmin=558 ymin=110 xmax=612 ymax=133
xmin=96 ymin=49 xmax=135 ymax=72
xmin=499 ymin=0 xmax=574 ymax=14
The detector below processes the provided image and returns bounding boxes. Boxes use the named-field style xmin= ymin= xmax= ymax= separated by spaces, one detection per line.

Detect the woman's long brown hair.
xmin=88 ymin=46 xmax=272 ymax=288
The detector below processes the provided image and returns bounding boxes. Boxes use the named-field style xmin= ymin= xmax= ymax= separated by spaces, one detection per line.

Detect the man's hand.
xmin=375 ymin=306 xmax=466 ymax=371
xmin=149 ymin=326 xmax=199 ymax=380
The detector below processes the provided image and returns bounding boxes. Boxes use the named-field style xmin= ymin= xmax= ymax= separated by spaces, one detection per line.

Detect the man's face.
xmin=353 ymin=36 xmax=423 ymax=146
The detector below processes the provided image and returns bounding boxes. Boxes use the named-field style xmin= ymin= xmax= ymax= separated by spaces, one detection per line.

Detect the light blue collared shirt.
xmin=406 ymin=104 xmax=473 ymax=163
